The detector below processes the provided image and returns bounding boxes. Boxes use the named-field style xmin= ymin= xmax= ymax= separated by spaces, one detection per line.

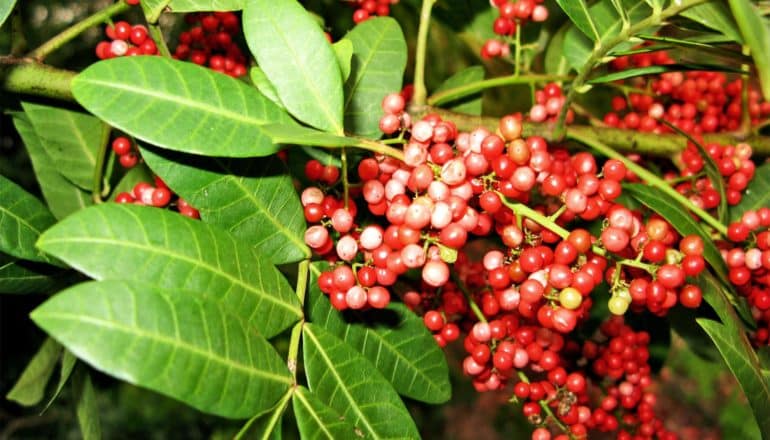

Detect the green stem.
xmin=451 ymin=273 xmax=486 ymax=323
xmin=516 ymin=371 xmax=575 ymax=439
xmin=412 ymin=0 xmax=437 ymax=106
xmin=148 ymin=23 xmax=171 ymax=58
xmin=92 ymin=124 xmax=113 ymax=204
xmin=234 ymin=388 xmax=293 ymax=440
xmin=27 ymin=1 xmax=131 ymax=62
xmin=567 ymin=131 xmax=728 ymax=236
xmin=552 ymin=0 xmax=709 ymax=139
xmin=0 ymin=61 xmax=76 ymax=100
xmin=341 ymin=147 xmax=349 ymax=209
xmin=353 ymin=138 xmax=405 ymax=162
xmin=427 ymin=74 xmax=572 ymax=107
xmin=286 ymin=260 xmax=309 ymax=379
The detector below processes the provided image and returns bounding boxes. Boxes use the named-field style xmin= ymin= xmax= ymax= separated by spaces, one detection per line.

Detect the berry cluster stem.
xmin=286 ymin=259 xmax=309 ymax=379
xmin=27 ymin=1 xmax=131 ymax=62
xmin=427 ymin=74 xmax=572 ymax=107
xmin=451 ymin=272 xmax=487 ymax=323
xmin=516 ymin=371 xmax=576 ymax=440
xmin=412 ymin=0 xmax=437 ymax=107
xmin=91 ymin=123 xmax=113 ymax=204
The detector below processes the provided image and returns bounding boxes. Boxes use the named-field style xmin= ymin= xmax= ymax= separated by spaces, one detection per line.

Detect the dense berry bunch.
xmin=115 ymin=177 xmax=200 ymax=219
xmin=345 ymin=0 xmax=399 ymax=23
xmin=482 ymin=0 xmax=548 ymax=59
xmin=528 ymin=83 xmax=573 ymax=124
xmin=172 ymin=12 xmax=248 ymax=77
xmin=96 ymin=21 xmax=157 ymax=59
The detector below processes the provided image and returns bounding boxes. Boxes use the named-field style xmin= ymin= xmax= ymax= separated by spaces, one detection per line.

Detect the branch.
xmin=0 ymin=60 xmax=76 ymax=100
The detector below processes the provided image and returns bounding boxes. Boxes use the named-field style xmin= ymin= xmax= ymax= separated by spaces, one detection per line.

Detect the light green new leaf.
xmin=728 ymin=0 xmax=770 ymax=101
xmin=333 ymin=39 xmax=354 ymax=82
xmin=0 ymin=253 xmax=64 ymax=294
xmin=36 ymin=204 xmax=301 ymax=338
xmin=6 ymin=338 xmax=62 ymax=406
xmin=0 ymin=0 xmax=16 ymax=28
xmin=303 ymin=324 xmax=420 ymax=439
xmin=243 ymin=0 xmax=344 ymax=134
xmin=44 ymin=350 xmax=77 ymax=411
xmin=261 ymin=124 xmax=356 ymax=147
xmin=293 ymin=386 xmax=360 ymax=440
xmin=308 ymin=263 xmax=450 ymax=404
xmin=730 ymin=163 xmax=770 ymax=222
xmin=343 ymin=17 xmax=407 ymax=138
xmin=73 ymin=57 xmax=295 ymax=158
xmin=72 ymin=368 xmax=101 ymax=440
xmin=555 ymin=0 xmax=599 ymax=41
xmin=139 ymin=146 xmax=310 ymax=264
xmin=681 ymin=1 xmax=743 ymax=44
xmin=12 ymin=113 xmax=93 ymax=220
xmin=0 ymin=174 xmax=58 ymax=263
xmin=433 ymin=66 xmax=485 ymax=116
xmin=249 ymin=67 xmax=285 ymax=109
xmin=21 ymin=103 xmax=108 ymax=191
xmin=32 ymin=280 xmax=293 ymax=418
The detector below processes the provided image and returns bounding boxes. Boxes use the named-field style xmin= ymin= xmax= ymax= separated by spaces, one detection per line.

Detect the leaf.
xmin=343 ymin=17 xmax=407 ymax=138
xmin=72 ymin=57 xmax=295 ymax=158
xmin=728 ymin=0 xmax=770 ymax=101
xmin=308 ymin=263 xmax=451 ymax=404
xmin=0 ymin=0 xmax=16 ymax=28
xmin=587 ymin=63 xmax=744 ymax=84
xmin=0 ymin=253 xmax=65 ymax=294
xmin=261 ymin=124 xmax=356 ymax=147
xmin=21 ymin=102 xmax=108 ymax=190
xmin=302 ymin=323 xmax=420 ymax=439
xmin=139 ymin=146 xmax=310 ymax=265
xmin=731 ymin=162 xmax=770 ymax=222
xmin=293 ymin=386 xmax=361 ymax=440
xmin=44 ymin=350 xmax=77 ymax=411
xmin=0 ymin=173 xmax=58 ymax=263
xmin=544 ymin=24 xmax=571 ymax=75
xmin=681 ymin=1 xmax=743 ymax=44
xmin=333 ymin=39 xmax=354 ymax=82
xmin=698 ymin=318 xmax=770 ymax=438
xmin=234 ymin=389 xmax=291 ymax=440
xmin=71 ymin=368 xmax=101 ymax=440
xmin=12 ymin=113 xmax=93 ymax=220
xmin=249 ymin=67 xmax=285 ymax=109
xmin=6 ymin=338 xmax=62 ymax=406
xmin=243 ymin=0 xmax=344 ymax=134
xmin=141 ymin=0 xmax=242 ymax=22
xmin=623 ymin=183 xmax=728 ymax=282
xmin=32 ymin=280 xmax=293 ymax=418
xmin=433 ymin=66 xmax=485 ymax=115
xmin=36 ymin=203 xmax=302 ymax=338
xmin=554 ymin=0 xmax=599 ymax=41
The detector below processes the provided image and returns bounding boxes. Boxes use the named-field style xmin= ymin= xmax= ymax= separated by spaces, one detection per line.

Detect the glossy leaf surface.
xmin=293 ymin=386 xmax=360 ymax=440
xmin=0 ymin=174 xmax=58 ymax=263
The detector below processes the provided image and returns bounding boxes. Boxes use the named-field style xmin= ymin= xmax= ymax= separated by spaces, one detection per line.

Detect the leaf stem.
xmin=353 ymin=138 xmax=405 ymax=162
xmin=341 ymin=147 xmax=349 ymax=209
xmin=451 ymin=273 xmax=487 ymax=323
xmin=427 ymin=74 xmax=572 ymax=107
xmin=552 ymin=0 xmax=709 ymax=139
xmin=234 ymin=388 xmax=293 ymax=440
xmin=412 ymin=0 xmax=437 ymax=106
xmin=148 ymin=23 xmax=171 ymax=58
xmin=287 ymin=259 xmax=309 ymax=378
xmin=566 ymin=131 xmax=728 ymax=236
xmin=27 ymin=1 xmax=131 ymax=62
xmin=91 ymin=123 xmax=113 ymax=204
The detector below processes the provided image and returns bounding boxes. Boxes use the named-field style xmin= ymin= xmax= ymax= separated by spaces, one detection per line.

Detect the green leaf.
xmin=234 ymin=389 xmax=291 ymax=440
xmin=587 ymin=63 xmax=744 ymax=84
xmin=302 ymin=323 xmax=420 ymax=439
xmin=343 ymin=17 xmax=407 ymax=138
xmin=0 ymin=253 xmax=64 ymax=294
xmin=21 ymin=103 xmax=108 ymax=191
xmin=261 ymin=124 xmax=356 ymax=147
xmin=293 ymin=386 xmax=361 ymax=440
xmin=243 ymin=0 xmax=344 ymax=134
xmin=249 ymin=67 xmax=285 ymax=110
xmin=333 ymin=39 xmax=354 ymax=82
xmin=0 ymin=0 xmax=16 ymax=28
xmin=71 ymin=368 xmax=101 ymax=440
xmin=623 ymin=183 xmax=728 ymax=282
xmin=433 ymin=66 xmax=485 ymax=115
xmin=72 ymin=57 xmax=295 ymax=158
xmin=544 ymin=24 xmax=571 ymax=76
xmin=697 ymin=318 xmax=770 ymax=438
xmin=36 ymin=204 xmax=302 ymax=338
xmin=141 ymin=0 xmax=242 ymax=22
xmin=681 ymin=1 xmax=743 ymax=44
xmin=728 ymin=0 xmax=770 ymax=101
xmin=12 ymin=113 xmax=93 ymax=220
xmin=308 ymin=263 xmax=450 ymax=404
xmin=554 ymin=0 xmax=599 ymax=41
xmin=139 ymin=146 xmax=310 ymax=265
xmin=731 ymin=162 xmax=770 ymax=222
xmin=6 ymin=338 xmax=62 ymax=406
xmin=0 ymin=174 xmax=58 ymax=263
xmin=32 ymin=280 xmax=293 ymax=418
xmin=44 ymin=350 xmax=77 ymax=410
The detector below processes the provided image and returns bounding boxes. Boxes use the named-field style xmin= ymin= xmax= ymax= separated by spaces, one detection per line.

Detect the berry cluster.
xmin=482 ymin=0 xmax=549 ymax=59
xmin=172 ymin=12 xmax=248 ymax=77
xmin=115 ymin=177 xmax=200 ymax=219
xmin=528 ymin=83 xmax=573 ymax=124
xmin=111 ymin=136 xmax=139 ymax=169
xmin=346 ymin=0 xmax=399 ymax=24
xmin=96 ymin=21 xmax=157 ymax=59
